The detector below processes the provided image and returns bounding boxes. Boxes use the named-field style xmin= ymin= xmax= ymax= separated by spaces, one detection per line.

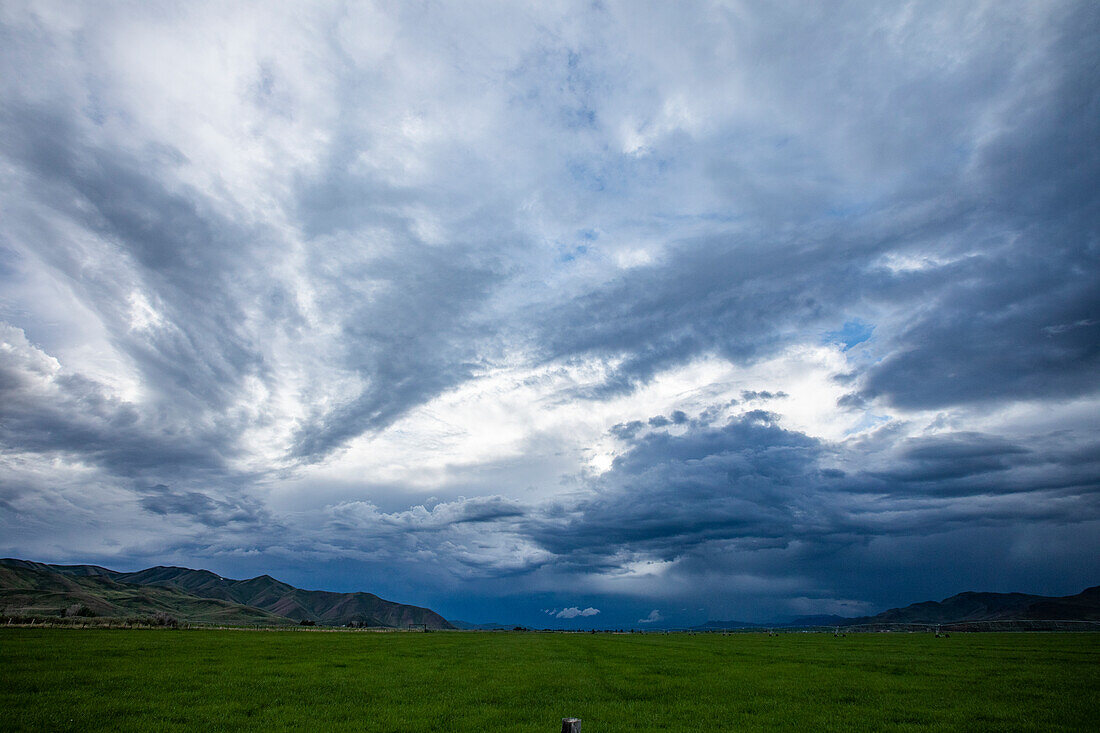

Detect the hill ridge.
xmin=689 ymin=584 xmax=1100 ymax=630
xmin=844 ymin=584 xmax=1100 ymax=626
xmin=0 ymin=558 xmax=453 ymax=629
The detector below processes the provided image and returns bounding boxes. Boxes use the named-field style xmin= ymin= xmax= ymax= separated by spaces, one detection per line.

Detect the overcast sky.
xmin=2 ymin=0 xmax=1098 ymax=628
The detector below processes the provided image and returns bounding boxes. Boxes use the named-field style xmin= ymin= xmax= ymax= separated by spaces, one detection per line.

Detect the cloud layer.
xmin=1 ymin=0 xmax=1098 ymax=627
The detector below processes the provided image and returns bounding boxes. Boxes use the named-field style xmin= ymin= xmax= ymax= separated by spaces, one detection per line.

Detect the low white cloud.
xmin=554 ymin=606 xmax=600 ymax=619
xmin=638 ymin=609 xmax=663 ymax=624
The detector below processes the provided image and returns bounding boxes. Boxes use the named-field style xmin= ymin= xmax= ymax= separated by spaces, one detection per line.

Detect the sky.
xmin=1 ymin=0 xmax=1098 ymax=629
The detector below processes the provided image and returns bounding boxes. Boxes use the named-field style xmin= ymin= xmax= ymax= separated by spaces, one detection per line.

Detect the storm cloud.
xmin=1 ymin=0 xmax=1097 ymax=627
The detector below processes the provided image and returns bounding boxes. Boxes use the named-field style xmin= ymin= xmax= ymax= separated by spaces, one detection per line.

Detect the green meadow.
xmin=2 ymin=629 xmax=1097 ymax=731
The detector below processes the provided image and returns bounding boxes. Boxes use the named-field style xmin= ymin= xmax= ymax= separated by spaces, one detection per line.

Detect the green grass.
xmin=2 ymin=630 xmax=1098 ymax=731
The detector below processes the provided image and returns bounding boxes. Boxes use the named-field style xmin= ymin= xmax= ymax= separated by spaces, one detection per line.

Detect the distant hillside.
xmin=690 ymin=586 xmax=1100 ymax=631
xmin=691 ymin=620 xmax=763 ymax=630
xmin=0 ymin=558 xmax=454 ymax=629
xmin=449 ymin=620 xmax=514 ymax=630
xmin=780 ymin=614 xmax=852 ymax=627
xmin=0 ymin=560 xmax=288 ymax=625
xmin=692 ymin=615 xmax=859 ymax=630
xmin=845 ymin=585 xmax=1100 ymax=627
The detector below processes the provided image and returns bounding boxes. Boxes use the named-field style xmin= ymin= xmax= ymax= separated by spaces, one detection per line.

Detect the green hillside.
xmin=103 ymin=564 xmax=452 ymax=628
xmin=0 ymin=558 xmax=454 ymax=629
xmin=0 ymin=562 xmax=289 ymax=625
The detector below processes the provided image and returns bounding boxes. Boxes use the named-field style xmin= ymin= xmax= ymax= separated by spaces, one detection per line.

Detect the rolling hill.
xmin=0 ymin=560 xmax=289 ymax=624
xmin=691 ymin=585 xmax=1100 ymax=631
xmin=449 ymin=620 xmax=515 ymax=630
xmin=844 ymin=585 xmax=1100 ymax=627
xmin=0 ymin=558 xmax=454 ymax=628
xmin=691 ymin=615 xmax=851 ymax=630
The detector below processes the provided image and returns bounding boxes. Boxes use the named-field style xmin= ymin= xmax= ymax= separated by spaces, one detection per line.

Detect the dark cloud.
xmin=876 ymin=433 xmax=1029 ymax=484
xmin=523 ymin=411 xmax=1100 ymax=599
xmin=0 ymin=103 xmax=271 ymax=415
xmin=741 ymin=390 xmax=788 ymax=402
xmin=835 ymin=393 xmax=867 ymax=410
xmin=532 ymin=412 xmax=829 ymax=560
xmin=609 ymin=420 xmax=645 ymax=439
xmin=140 ymin=484 xmax=268 ymax=527
xmin=538 ymin=233 xmax=865 ymax=393
xmin=1 ymin=1 xmax=1098 ymax=626
xmin=534 ymin=5 xmax=1100 ymax=415
xmin=432 ymin=496 xmax=527 ymax=526
xmin=855 ymin=5 xmax=1100 ymax=409
xmin=1 ymin=100 xmax=510 ymax=469
xmin=0 ymin=326 xmax=229 ymax=478
xmin=287 ymin=241 xmax=504 ymax=462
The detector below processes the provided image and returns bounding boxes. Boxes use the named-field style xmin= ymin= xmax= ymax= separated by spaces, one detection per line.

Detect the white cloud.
xmin=638 ymin=609 xmax=663 ymax=624
xmin=554 ymin=606 xmax=600 ymax=619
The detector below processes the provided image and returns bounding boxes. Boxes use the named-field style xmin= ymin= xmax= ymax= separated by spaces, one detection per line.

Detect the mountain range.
xmin=0 ymin=558 xmax=454 ymax=629
xmin=695 ymin=585 xmax=1100 ymax=630
xmin=842 ymin=584 xmax=1100 ymax=627
xmin=5 ymin=557 xmax=1096 ymax=631
xmin=692 ymin=614 xmax=851 ymax=630
xmin=448 ymin=620 xmax=515 ymax=630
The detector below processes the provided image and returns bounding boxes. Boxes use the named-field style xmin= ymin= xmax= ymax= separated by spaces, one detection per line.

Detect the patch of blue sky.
xmin=557 ymin=244 xmax=589 ymax=263
xmin=556 ymin=229 xmax=600 ymax=263
xmin=825 ymin=319 xmax=874 ymax=351
xmin=843 ymin=413 xmax=892 ymax=437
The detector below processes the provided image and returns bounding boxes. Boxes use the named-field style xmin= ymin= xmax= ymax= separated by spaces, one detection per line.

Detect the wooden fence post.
xmin=561 ymin=717 xmax=581 ymax=732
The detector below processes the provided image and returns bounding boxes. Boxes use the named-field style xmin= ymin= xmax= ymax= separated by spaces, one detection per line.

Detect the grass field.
xmin=2 ymin=629 xmax=1098 ymax=731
